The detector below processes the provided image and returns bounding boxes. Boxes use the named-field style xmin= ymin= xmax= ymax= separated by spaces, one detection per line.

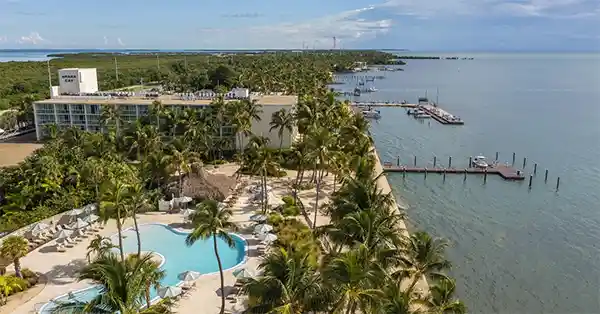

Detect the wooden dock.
xmin=351 ymin=102 xmax=417 ymax=108
xmin=420 ymin=105 xmax=464 ymax=125
xmin=382 ymin=163 xmax=525 ymax=180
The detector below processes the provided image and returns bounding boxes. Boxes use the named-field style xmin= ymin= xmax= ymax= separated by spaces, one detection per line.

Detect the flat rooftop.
xmin=34 ymin=94 xmax=298 ymax=106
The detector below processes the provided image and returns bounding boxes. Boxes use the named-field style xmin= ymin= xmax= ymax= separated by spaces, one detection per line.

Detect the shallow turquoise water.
xmin=339 ymin=53 xmax=600 ymax=313
xmin=40 ymin=224 xmax=246 ymax=312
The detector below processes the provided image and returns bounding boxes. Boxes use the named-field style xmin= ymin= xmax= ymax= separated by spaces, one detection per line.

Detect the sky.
xmin=0 ymin=0 xmax=599 ymax=51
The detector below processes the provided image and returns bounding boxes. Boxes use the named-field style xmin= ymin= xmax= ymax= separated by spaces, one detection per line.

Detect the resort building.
xmin=33 ymin=68 xmax=298 ymax=149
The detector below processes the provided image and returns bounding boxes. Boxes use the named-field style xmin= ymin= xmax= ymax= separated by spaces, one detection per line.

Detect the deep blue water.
xmin=339 ymin=52 xmax=600 ymax=313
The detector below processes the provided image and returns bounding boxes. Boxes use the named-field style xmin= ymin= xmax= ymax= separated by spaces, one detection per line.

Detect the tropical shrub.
xmin=282 ymin=205 xmax=300 ymax=217
xmin=275 ymin=219 xmax=320 ymax=266
xmin=281 ymin=195 xmax=295 ymax=206
xmin=267 ymin=213 xmax=284 ymax=227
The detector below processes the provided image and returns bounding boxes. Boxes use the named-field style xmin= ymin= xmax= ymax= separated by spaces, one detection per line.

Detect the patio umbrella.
xmin=157 ymin=286 xmax=182 ymax=298
xmin=29 ymin=222 xmax=50 ymax=237
xmin=82 ymin=203 xmax=97 ymax=213
xmin=177 ymin=196 xmax=193 ymax=203
xmin=254 ymin=224 xmax=273 ymax=234
xmin=64 ymin=208 xmax=83 ymax=217
xmin=267 ymin=193 xmax=284 ymax=206
xmin=55 ymin=229 xmax=73 ymax=240
xmin=69 ymin=218 xmax=89 ymax=230
xmin=178 ymin=270 xmax=201 ymax=282
xmin=180 ymin=209 xmax=196 ymax=216
xmin=259 ymin=233 xmax=278 ymax=243
xmin=249 ymin=214 xmax=267 ymax=222
xmin=84 ymin=214 xmax=99 ymax=224
xmin=232 ymin=268 xmax=254 ymax=279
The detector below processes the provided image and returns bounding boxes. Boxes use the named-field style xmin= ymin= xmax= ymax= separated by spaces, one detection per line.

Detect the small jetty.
xmin=420 ymin=104 xmax=464 ymax=125
xmin=351 ymin=101 xmax=417 ymax=108
xmin=382 ymin=163 xmax=525 ymax=180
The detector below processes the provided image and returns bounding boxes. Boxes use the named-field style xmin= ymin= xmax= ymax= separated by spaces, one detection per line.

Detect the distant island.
xmin=396 ymin=56 xmax=474 ymax=60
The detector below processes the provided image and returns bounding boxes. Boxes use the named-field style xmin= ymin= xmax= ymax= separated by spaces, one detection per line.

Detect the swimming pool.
xmin=39 ymin=223 xmax=247 ymax=313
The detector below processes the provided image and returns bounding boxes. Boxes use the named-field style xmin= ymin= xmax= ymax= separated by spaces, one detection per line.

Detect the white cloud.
xmin=103 ymin=36 xmax=109 ymax=45
xmin=197 ymin=6 xmax=392 ymax=49
xmin=17 ymin=32 xmax=45 ymax=44
xmin=117 ymin=37 xmax=125 ymax=46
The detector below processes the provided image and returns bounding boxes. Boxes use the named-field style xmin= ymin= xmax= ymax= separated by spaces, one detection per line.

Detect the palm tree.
xmin=269 ymin=108 xmax=294 ymax=149
xmin=100 ymin=104 xmax=121 ymax=133
xmin=185 ymin=200 xmax=238 ymax=314
xmin=126 ymin=182 xmax=151 ymax=257
xmin=424 ymin=278 xmax=466 ymax=314
xmin=397 ymin=231 xmax=452 ymax=294
xmin=243 ymin=247 xmax=331 ymax=313
xmin=167 ymin=139 xmax=200 ymax=196
xmin=126 ymin=254 xmax=166 ymax=309
xmin=86 ymin=235 xmax=115 ymax=262
xmin=323 ymin=244 xmax=383 ymax=314
xmin=51 ymin=253 xmax=157 ymax=313
xmin=306 ymin=126 xmax=336 ymax=228
xmin=0 ymin=235 xmax=29 ymax=278
xmin=378 ymin=279 xmax=421 ymax=314
xmin=100 ymin=180 xmax=131 ymax=261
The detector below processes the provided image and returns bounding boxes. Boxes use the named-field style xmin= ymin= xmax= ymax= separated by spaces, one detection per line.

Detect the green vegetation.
xmin=0 ymin=50 xmax=465 ymax=313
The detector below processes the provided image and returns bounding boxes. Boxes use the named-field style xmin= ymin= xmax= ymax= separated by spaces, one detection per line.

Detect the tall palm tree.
xmin=269 ymin=108 xmax=294 ymax=149
xmin=86 ymin=235 xmax=115 ymax=262
xmin=167 ymin=139 xmax=200 ymax=196
xmin=378 ymin=279 xmax=421 ymax=314
xmin=185 ymin=200 xmax=238 ymax=314
xmin=396 ymin=231 xmax=452 ymax=294
xmin=0 ymin=235 xmax=29 ymax=278
xmin=100 ymin=180 xmax=131 ymax=261
xmin=100 ymin=104 xmax=121 ymax=133
xmin=424 ymin=278 xmax=466 ymax=314
xmin=126 ymin=254 xmax=166 ymax=309
xmin=126 ymin=183 xmax=151 ymax=257
xmin=243 ymin=247 xmax=331 ymax=314
xmin=306 ymin=126 xmax=336 ymax=228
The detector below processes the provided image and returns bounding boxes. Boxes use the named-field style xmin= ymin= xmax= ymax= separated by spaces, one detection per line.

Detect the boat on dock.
xmin=362 ymin=108 xmax=381 ymax=119
xmin=414 ymin=113 xmax=432 ymax=119
xmin=472 ymin=156 xmax=489 ymax=168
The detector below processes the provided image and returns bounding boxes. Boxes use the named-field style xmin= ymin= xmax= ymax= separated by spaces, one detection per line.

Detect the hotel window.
xmin=88 ymin=104 xmax=99 ymax=114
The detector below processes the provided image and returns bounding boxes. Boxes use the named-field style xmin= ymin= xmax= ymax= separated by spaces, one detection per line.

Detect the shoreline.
xmin=371 ymin=145 xmax=431 ymax=293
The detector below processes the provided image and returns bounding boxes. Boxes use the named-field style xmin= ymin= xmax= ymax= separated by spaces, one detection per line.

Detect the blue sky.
xmin=1 ymin=0 xmax=599 ymax=51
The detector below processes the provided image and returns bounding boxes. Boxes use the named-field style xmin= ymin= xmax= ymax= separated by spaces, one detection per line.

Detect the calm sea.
xmin=340 ymin=52 xmax=600 ymax=313
xmin=3 ymin=49 xmax=599 ymax=313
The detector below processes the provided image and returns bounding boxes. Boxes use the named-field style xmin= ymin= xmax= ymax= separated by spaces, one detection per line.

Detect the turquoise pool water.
xmin=40 ymin=223 xmax=246 ymax=313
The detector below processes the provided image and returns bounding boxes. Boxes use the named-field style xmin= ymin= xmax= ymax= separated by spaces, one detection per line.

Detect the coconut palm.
xmin=126 ymin=254 xmax=166 ymax=309
xmin=243 ymin=247 xmax=331 ymax=314
xmin=269 ymin=108 xmax=294 ymax=149
xmin=0 ymin=235 xmax=29 ymax=278
xmin=185 ymin=200 xmax=238 ymax=314
xmin=378 ymin=279 xmax=422 ymax=314
xmin=306 ymin=126 xmax=336 ymax=228
xmin=396 ymin=231 xmax=452 ymax=294
xmin=167 ymin=139 xmax=201 ymax=196
xmin=50 ymin=253 xmax=157 ymax=313
xmin=100 ymin=180 xmax=131 ymax=261
xmin=424 ymin=278 xmax=466 ymax=314
xmin=86 ymin=235 xmax=115 ymax=262
xmin=126 ymin=182 xmax=151 ymax=257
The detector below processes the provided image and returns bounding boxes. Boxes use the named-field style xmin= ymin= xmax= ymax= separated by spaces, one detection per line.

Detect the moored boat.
xmin=472 ymin=155 xmax=489 ymax=168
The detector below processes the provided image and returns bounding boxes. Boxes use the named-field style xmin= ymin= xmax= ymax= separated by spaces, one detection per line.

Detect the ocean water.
xmin=340 ymin=53 xmax=600 ymax=313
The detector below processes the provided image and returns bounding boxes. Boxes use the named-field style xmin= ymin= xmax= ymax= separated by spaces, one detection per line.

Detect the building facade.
xmin=33 ymin=94 xmax=298 ymax=149
xmin=57 ymin=68 xmax=99 ymax=95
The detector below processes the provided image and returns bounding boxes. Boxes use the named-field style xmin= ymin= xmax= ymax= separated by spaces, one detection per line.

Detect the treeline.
xmin=0 ymin=51 xmax=398 ymax=111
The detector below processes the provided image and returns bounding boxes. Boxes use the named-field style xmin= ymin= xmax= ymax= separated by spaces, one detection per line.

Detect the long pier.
xmin=420 ymin=104 xmax=464 ymax=125
xmin=383 ymin=163 xmax=525 ymax=180
xmin=351 ymin=102 xmax=417 ymax=108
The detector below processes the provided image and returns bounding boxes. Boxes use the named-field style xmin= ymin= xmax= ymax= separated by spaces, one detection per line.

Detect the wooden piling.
xmin=414 ymin=156 xmax=417 ymax=166
xmin=495 ymin=152 xmax=499 ymax=161
xmin=556 ymin=177 xmax=560 ymax=191
xmin=424 ymin=168 xmax=427 ymax=179
xmin=464 ymin=169 xmax=467 ymax=181
xmin=528 ymin=175 xmax=533 ymax=188
xmin=512 ymin=152 xmax=516 ymax=165
xmin=443 ymin=169 xmax=446 ymax=181
xmin=534 ymin=163 xmax=537 ymax=174
xmin=433 ymin=156 xmax=437 ymax=167
xmin=544 ymin=169 xmax=548 ymax=182
xmin=403 ymin=168 xmax=406 ymax=178
xmin=484 ymin=168 xmax=488 ymax=183
xmin=522 ymin=157 xmax=527 ymax=169
xmin=397 ymin=156 xmax=400 ymax=167
xmin=448 ymin=156 xmax=452 ymax=168
xmin=469 ymin=156 xmax=472 ymax=167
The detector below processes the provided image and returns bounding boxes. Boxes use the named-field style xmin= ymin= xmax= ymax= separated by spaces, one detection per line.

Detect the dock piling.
xmin=424 ymin=168 xmax=427 ymax=179
xmin=469 ymin=156 xmax=472 ymax=167
xmin=433 ymin=156 xmax=437 ymax=168
xmin=534 ymin=163 xmax=537 ymax=175
xmin=528 ymin=175 xmax=533 ymax=189
xmin=464 ymin=169 xmax=467 ymax=181
xmin=402 ymin=168 xmax=406 ymax=178
xmin=448 ymin=156 xmax=452 ymax=168
xmin=443 ymin=169 xmax=446 ymax=182
xmin=397 ymin=156 xmax=400 ymax=167
xmin=522 ymin=157 xmax=527 ymax=169
xmin=512 ymin=152 xmax=516 ymax=166
xmin=484 ymin=169 xmax=488 ymax=183
xmin=556 ymin=177 xmax=560 ymax=191
xmin=544 ymin=169 xmax=548 ymax=182
xmin=414 ymin=156 xmax=417 ymax=167
xmin=495 ymin=152 xmax=499 ymax=161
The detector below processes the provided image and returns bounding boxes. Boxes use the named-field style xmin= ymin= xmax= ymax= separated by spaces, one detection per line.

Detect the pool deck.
xmin=7 ymin=164 xmax=335 ymax=314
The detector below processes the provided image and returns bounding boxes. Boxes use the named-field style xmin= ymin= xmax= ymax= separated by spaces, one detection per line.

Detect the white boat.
xmin=366 ymin=87 xmax=378 ymax=92
xmin=472 ymin=156 xmax=489 ymax=168
xmin=362 ymin=110 xmax=381 ymax=119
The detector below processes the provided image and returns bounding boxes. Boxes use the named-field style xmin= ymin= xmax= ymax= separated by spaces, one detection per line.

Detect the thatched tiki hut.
xmin=170 ymin=168 xmax=237 ymax=203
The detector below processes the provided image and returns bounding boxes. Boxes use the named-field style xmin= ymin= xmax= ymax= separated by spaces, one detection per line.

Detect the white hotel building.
xmin=33 ymin=68 xmax=298 ymax=149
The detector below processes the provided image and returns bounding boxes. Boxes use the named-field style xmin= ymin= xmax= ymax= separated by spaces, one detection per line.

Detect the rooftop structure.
xmin=55 ymin=68 xmax=99 ymax=95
